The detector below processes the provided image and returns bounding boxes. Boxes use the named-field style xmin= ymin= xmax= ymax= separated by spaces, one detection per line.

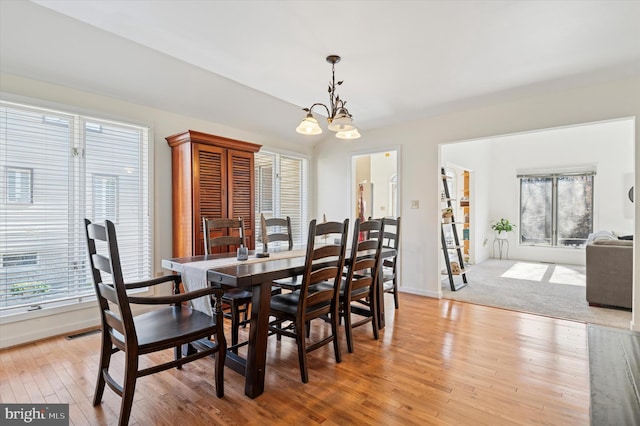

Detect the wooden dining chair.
xmin=341 ymin=218 xmax=385 ymax=352
xmin=84 ymin=219 xmax=226 ymax=426
xmin=260 ymin=213 xmax=293 ymax=251
xmin=203 ymin=217 xmax=252 ymax=352
xmin=260 ymin=213 xmax=301 ymax=291
xmin=372 ymin=217 xmax=401 ymax=309
xmin=268 ymin=218 xmax=349 ymax=383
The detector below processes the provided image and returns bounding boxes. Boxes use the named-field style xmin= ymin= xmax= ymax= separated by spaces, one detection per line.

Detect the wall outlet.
xmin=410 ymin=200 xmax=419 ymax=209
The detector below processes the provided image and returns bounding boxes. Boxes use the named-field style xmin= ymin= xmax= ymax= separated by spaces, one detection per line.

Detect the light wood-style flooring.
xmin=0 ymin=294 xmax=590 ymax=425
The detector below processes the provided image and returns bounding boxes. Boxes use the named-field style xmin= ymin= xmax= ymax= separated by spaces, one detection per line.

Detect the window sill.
xmin=0 ymin=298 xmax=99 ymax=325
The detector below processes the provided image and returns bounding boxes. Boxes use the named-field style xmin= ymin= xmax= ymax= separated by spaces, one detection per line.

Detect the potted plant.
xmin=491 ymin=218 xmax=515 ymax=239
xmin=442 ymin=207 xmax=454 ymax=223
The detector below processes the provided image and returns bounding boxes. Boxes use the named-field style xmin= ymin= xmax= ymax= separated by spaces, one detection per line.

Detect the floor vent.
xmin=65 ymin=329 xmax=101 ymax=340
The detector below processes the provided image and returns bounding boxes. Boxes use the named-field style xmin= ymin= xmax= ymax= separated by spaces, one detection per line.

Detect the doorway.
xmin=352 ymin=150 xmax=399 ymax=221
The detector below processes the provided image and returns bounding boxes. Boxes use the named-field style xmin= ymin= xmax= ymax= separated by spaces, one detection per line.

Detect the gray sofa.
xmin=586 ymin=239 xmax=633 ymax=309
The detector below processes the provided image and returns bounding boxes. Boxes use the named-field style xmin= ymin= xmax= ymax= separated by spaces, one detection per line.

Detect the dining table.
xmin=161 ymin=245 xmax=395 ymax=398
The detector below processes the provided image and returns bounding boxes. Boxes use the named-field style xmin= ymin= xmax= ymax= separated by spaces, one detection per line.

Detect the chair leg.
xmin=344 ymin=302 xmax=354 ymax=353
xmin=296 ymin=320 xmax=309 ymax=383
xmin=231 ymin=302 xmax=240 ymax=353
xmin=119 ymin=353 xmax=138 ymax=426
xmin=392 ymin=277 xmax=399 ymax=309
xmin=93 ymin=334 xmax=112 ymax=406
xmin=174 ymin=344 xmax=182 ymax=369
xmin=370 ymin=290 xmax=380 ymax=340
xmin=241 ymin=302 xmax=249 ymax=328
xmin=331 ymin=309 xmax=342 ymax=364
xmin=214 ymin=338 xmax=226 ymax=398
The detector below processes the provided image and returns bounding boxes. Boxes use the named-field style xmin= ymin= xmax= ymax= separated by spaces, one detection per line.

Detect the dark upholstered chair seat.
xmin=312 ymin=280 xmax=369 ymax=298
xmin=270 ymin=290 xmax=331 ymax=315
xmin=111 ymin=306 xmax=218 ymax=352
xmin=222 ymin=288 xmax=253 ymax=301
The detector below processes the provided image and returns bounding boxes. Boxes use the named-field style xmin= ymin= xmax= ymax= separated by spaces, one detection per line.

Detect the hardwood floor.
xmin=0 ymin=294 xmax=590 ymax=425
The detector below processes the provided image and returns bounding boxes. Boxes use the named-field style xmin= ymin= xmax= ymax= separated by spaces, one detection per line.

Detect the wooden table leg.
xmin=243 ymin=283 xmax=271 ymax=398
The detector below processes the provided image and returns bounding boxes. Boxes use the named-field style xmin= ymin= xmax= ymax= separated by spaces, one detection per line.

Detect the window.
xmin=6 ymin=167 xmax=33 ymax=203
xmin=519 ymin=171 xmax=594 ymax=247
xmin=0 ymin=101 xmax=151 ymax=314
xmin=254 ymin=151 xmax=308 ymax=246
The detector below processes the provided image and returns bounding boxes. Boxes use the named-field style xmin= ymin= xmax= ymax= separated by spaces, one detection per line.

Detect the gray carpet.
xmin=442 ymin=259 xmax=632 ymax=329
xmin=588 ymin=325 xmax=640 ymax=425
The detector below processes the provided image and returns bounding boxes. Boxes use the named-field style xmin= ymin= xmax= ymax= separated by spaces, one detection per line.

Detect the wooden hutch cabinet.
xmin=166 ymin=130 xmax=261 ymax=257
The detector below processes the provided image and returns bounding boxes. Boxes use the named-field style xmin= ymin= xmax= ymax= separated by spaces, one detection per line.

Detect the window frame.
xmin=0 ymin=99 xmax=153 ymax=317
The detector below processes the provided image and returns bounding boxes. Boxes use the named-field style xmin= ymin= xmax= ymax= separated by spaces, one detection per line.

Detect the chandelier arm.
xmin=307 ymin=103 xmax=331 ymax=118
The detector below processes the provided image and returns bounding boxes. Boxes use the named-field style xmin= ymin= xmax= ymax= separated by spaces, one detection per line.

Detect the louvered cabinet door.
xmin=193 ymin=144 xmax=227 ymax=255
xmin=166 ymin=130 xmax=261 ymax=257
xmin=228 ymin=149 xmax=255 ymax=249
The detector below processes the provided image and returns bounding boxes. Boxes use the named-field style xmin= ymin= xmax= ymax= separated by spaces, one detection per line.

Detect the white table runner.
xmin=182 ymin=249 xmax=306 ymax=316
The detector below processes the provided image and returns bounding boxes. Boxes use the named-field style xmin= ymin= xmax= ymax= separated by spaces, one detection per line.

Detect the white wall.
xmin=442 ymin=118 xmax=634 ymax=265
xmin=0 ymin=74 xmax=312 ymax=347
xmin=314 ymin=76 xmax=640 ymax=331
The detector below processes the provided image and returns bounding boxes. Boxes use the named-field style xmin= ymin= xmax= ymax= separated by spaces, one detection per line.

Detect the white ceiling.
xmin=4 ymin=1 xmax=640 ymax=142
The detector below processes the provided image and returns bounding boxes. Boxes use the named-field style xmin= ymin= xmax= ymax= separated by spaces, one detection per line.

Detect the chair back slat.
xmin=104 ymin=310 xmax=125 ymax=336
xmin=98 ymin=282 xmax=118 ymax=304
xmin=312 ymin=244 xmax=342 ymax=260
xmin=203 ymin=217 xmax=245 ymax=254
xmin=92 ymin=254 xmax=112 ymax=275
xmin=207 ymin=235 xmax=244 ymax=248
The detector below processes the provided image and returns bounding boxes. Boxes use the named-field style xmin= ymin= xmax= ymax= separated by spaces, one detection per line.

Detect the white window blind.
xmin=0 ymin=101 xmax=151 ymax=314
xmin=255 ymin=151 xmax=308 ymax=246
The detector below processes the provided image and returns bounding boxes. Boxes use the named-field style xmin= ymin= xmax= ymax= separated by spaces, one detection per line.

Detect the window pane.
xmin=557 ymin=175 xmax=593 ymax=246
xmin=0 ymin=104 xmax=76 ymax=309
xmin=254 ymin=151 xmax=308 ymax=247
xmin=280 ymin=155 xmax=305 ymax=245
xmin=83 ymin=119 xmax=151 ymax=284
xmin=520 ymin=177 xmax=552 ymax=245
xmin=6 ymin=167 xmax=33 ymax=203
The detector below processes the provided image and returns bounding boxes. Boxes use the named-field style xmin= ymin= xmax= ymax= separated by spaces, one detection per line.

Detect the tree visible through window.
xmin=519 ymin=172 xmax=594 ymax=247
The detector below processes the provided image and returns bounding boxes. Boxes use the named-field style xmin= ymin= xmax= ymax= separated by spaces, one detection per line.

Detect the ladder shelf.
xmin=441 ymin=167 xmax=469 ymax=291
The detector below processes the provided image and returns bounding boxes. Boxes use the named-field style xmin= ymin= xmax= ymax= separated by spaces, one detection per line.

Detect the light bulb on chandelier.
xmin=295 ymin=55 xmax=360 ymax=139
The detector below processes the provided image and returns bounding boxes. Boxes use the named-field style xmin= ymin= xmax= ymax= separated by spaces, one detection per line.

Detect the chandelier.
xmin=295 ymin=55 xmax=361 ymax=140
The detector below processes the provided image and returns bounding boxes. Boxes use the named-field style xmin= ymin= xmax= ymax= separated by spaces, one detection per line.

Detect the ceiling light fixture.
xmin=295 ymin=55 xmax=360 ymax=139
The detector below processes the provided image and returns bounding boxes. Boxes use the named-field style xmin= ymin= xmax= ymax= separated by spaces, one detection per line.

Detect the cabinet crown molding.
xmin=166 ymin=130 xmax=262 ymax=153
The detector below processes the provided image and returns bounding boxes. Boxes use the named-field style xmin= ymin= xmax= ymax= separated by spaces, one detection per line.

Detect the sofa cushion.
xmin=592 ymin=240 xmax=633 ymax=247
